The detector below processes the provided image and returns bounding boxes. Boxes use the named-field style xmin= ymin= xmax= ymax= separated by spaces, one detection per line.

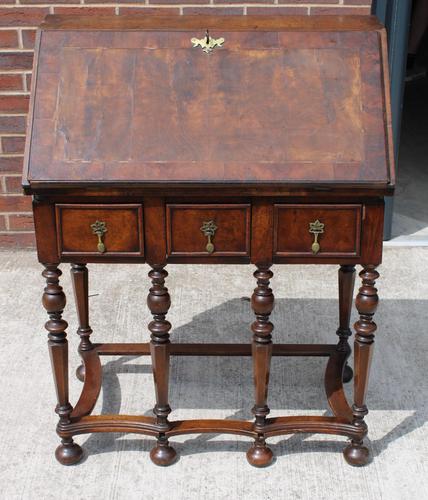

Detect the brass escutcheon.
xmin=200 ymin=220 xmax=218 ymax=254
xmin=90 ymin=220 xmax=107 ymax=253
xmin=308 ymin=219 xmax=325 ymax=255
xmin=191 ymin=30 xmax=225 ymax=54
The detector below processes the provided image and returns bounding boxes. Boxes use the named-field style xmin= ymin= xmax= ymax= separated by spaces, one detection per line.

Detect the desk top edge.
xmin=23 ymin=180 xmax=395 ymax=198
xmin=40 ymin=14 xmax=384 ymax=33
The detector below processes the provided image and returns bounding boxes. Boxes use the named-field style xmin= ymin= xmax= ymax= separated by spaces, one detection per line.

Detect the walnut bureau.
xmin=23 ymin=15 xmax=394 ymax=467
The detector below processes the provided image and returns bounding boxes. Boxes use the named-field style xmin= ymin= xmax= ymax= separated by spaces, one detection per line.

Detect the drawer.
xmin=55 ymin=204 xmax=144 ymax=257
xmin=166 ymin=204 xmax=251 ymax=257
xmin=274 ymin=204 xmax=362 ymax=258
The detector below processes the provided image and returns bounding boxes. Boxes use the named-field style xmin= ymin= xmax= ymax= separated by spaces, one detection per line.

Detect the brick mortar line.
xmin=0 ymin=212 xmax=33 ymax=216
xmin=0 ymin=92 xmax=31 ymax=96
xmin=0 ymin=153 xmax=25 ymax=157
xmin=0 ymin=70 xmax=33 ymax=73
xmin=0 ymin=3 xmax=369 ymax=7
xmin=122 ymin=3 xmax=370 ymax=7
xmin=0 ymin=49 xmax=34 ymax=53
xmin=0 ymin=114 xmax=27 ymax=117
xmin=0 ymin=231 xmax=34 ymax=234
xmin=17 ymin=27 xmax=23 ymax=50
xmin=0 ymin=134 xmax=26 ymax=137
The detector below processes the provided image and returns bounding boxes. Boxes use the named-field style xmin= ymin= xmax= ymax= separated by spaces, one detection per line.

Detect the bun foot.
xmin=343 ymin=441 xmax=370 ymax=466
xmin=55 ymin=439 xmax=84 ymax=465
xmin=150 ymin=439 xmax=177 ymax=466
xmin=76 ymin=364 xmax=85 ymax=382
xmin=343 ymin=363 xmax=353 ymax=383
xmin=246 ymin=441 xmax=274 ymax=467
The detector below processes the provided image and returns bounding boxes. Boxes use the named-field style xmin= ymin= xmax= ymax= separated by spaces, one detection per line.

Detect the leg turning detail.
xmin=147 ymin=266 xmax=177 ymax=466
xmin=70 ymin=263 xmax=94 ymax=382
xmin=247 ymin=265 xmax=274 ymax=467
xmin=343 ymin=265 xmax=379 ymax=466
xmin=42 ymin=264 xmax=83 ymax=465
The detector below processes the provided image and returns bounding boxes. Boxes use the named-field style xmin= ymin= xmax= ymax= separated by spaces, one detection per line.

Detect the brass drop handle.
xmin=309 ymin=219 xmax=324 ymax=255
xmin=191 ymin=30 xmax=225 ymax=53
xmin=90 ymin=220 xmax=107 ymax=253
xmin=200 ymin=220 xmax=217 ymax=254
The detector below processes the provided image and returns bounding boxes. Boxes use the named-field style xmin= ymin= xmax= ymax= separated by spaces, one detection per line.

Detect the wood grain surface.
xmin=55 ymin=203 xmax=144 ymax=257
xmin=24 ymin=15 xmax=393 ymax=190
xmin=274 ymin=204 xmax=361 ymax=258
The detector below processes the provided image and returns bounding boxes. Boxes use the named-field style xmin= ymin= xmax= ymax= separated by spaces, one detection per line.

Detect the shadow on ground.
xmin=79 ymin=297 xmax=427 ymax=462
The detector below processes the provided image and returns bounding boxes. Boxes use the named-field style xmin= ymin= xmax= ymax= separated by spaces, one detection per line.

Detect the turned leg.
xmin=70 ymin=263 xmax=93 ymax=382
xmin=337 ymin=265 xmax=356 ymax=383
xmin=343 ymin=265 xmax=379 ymax=466
xmin=247 ymin=266 xmax=274 ymax=467
xmin=147 ymin=266 xmax=177 ymax=466
xmin=42 ymin=264 xmax=83 ymax=465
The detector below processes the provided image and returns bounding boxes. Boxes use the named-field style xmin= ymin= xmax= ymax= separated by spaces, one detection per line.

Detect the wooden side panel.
xmin=33 ymin=200 xmax=59 ymax=263
xmin=360 ymin=201 xmax=384 ymax=265
xmin=250 ymin=200 xmax=273 ymax=266
xmin=379 ymin=28 xmax=395 ymax=187
xmin=143 ymin=197 xmax=167 ymax=266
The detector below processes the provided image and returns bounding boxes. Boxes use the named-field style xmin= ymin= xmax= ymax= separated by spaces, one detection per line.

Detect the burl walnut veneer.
xmin=23 ymin=14 xmax=394 ymax=468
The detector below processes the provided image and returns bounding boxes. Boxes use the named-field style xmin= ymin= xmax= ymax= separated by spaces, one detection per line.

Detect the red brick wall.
xmin=0 ymin=0 xmax=372 ymax=248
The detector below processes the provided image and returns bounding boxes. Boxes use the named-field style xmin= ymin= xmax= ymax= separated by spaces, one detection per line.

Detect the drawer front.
xmin=56 ymin=204 xmax=144 ymax=257
xmin=274 ymin=204 xmax=362 ymax=258
xmin=166 ymin=204 xmax=251 ymax=257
